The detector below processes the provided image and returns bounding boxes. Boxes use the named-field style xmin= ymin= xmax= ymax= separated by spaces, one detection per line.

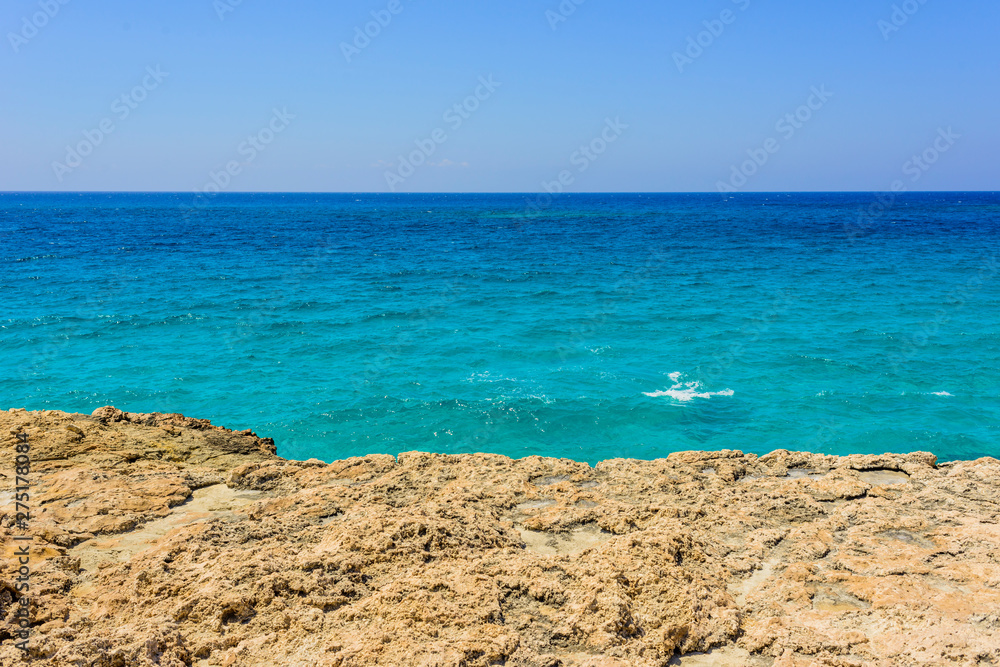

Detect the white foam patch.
xmin=932 ymin=391 xmax=953 ymax=397
xmin=645 ymin=373 xmax=735 ymax=402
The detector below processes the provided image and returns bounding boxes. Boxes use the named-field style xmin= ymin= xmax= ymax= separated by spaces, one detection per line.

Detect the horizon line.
xmin=2 ymin=190 xmax=998 ymax=196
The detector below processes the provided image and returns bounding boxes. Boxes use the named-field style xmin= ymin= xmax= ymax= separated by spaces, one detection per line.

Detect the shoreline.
xmin=2 ymin=406 xmax=999 ymax=666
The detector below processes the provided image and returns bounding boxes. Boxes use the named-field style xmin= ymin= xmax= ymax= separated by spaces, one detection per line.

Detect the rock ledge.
xmin=1 ymin=408 xmax=998 ymax=666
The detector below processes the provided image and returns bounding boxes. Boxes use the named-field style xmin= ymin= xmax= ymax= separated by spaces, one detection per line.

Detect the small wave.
xmin=362 ymin=310 xmax=419 ymax=322
xmin=644 ymin=372 xmax=734 ymax=402
xmin=467 ymin=371 xmax=520 ymax=383
xmin=14 ymin=254 xmax=58 ymax=262
xmin=932 ymin=391 xmax=953 ymax=397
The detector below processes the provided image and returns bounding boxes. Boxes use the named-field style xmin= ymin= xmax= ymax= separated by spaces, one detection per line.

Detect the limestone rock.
xmin=1 ymin=408 xmax=998 ymax=666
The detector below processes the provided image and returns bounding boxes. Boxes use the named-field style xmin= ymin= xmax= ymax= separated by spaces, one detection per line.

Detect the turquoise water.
xmin=2 ymin=192 xmax=998 ymax=463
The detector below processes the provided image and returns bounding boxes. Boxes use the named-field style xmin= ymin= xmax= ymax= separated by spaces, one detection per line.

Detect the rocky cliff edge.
xmin=1 ymin=407 xmax=999 ymax=666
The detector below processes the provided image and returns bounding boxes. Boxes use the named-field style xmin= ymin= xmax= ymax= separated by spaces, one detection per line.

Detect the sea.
xmin=2 ymin=192 xmax=997 ymax=464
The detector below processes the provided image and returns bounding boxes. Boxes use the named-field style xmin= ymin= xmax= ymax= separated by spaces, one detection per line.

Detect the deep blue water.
xmin=2 ymin=192 xmax=998 ymax=463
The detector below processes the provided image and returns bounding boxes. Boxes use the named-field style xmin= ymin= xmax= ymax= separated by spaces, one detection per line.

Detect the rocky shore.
xmin=1 ymin=407 xmax=998 ymax=666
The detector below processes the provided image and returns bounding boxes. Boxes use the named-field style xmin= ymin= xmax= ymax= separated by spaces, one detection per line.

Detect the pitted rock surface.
xmin=1 ymin=408 xmax=998 ymax=666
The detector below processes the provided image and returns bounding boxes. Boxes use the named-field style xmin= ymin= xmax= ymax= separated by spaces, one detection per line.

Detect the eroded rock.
xmin=1 ymin=408 xmax=998 ymax=666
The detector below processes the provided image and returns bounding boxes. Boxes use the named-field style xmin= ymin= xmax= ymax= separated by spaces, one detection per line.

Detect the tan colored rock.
xmin=1 ymin=408 xmax=998 ymax=666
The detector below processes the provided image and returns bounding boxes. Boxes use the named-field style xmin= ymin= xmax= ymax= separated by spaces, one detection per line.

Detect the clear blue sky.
xmin=1 ymin=0 xmax=997 ymax=192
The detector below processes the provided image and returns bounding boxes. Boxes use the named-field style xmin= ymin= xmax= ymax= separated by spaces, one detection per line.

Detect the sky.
xmin=1 ymin=0 xmax=997 ymax=193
